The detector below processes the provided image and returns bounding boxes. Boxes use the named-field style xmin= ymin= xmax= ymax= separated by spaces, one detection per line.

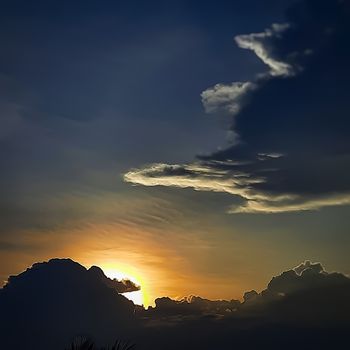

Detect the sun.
xmin=100 ymin=265 xmax=148 ymax=307
xmin=121 ymin=289 xmax=143 ymax=306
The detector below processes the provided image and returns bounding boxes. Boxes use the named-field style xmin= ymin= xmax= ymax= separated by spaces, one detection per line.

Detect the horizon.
xmin=3 ymin=256 xmax=349 ymax=308
xmin=1 ymin=257 xmax=349 ymax=310
xmin=2 ymin=255 xmax=350 ymax=349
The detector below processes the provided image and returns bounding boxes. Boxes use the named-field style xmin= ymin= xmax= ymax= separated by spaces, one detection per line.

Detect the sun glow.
xmin=101 ymin=265 xmax=148 ymax=307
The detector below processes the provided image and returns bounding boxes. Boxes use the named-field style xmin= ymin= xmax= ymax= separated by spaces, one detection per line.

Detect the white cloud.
xmin=230 ymin=194 xmax=350 ymax=214
xmin=201 ymin=81 xmax=256 ymax=115
xmin=200 ymin=23 xmax=294 ymax=118
xmin=124 ymin=162 xmax=350 ymax=214
xmin=234 ymin=23 xmax=294 ymax=77
xmin=125 ymin=163 xmax=263 ymax=199
xmin=124 ymin=162 xmax=295 ymax=206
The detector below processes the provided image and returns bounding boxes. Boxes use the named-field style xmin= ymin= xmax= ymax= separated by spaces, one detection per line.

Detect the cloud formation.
xmin=88 ymin=265 xmax=140 ymax=293
xmin=262 ymin=260 xmax=349 ymax=300
xmin=145 ymin=260 xmax=350 ymax=319
xmin=234 ymin=23 xmax=294 ymax=77
xmin=0 ymin=258 xmax=136 ymax=349
xmin=124 ymin=162 xmax=268 ymax=200
xmin=124 ymin=0 xmax=350 ymax=213
xmin=201 ymin=81 xmax=256 ymax=115
xmin=148 ymin=295 xmax=240 ymax=317
xmin=1 ymin=258 xmax=349 ymax=349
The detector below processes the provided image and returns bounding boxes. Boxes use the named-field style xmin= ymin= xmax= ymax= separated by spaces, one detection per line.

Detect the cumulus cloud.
xmin=201 ymin=81 xmax=256 ymax=115
xmin=124 ymin=0 xmax=350 ymax=214
xmin=0 ymin=258 xmax=136 ymax=349
xmin=2 ymin=258 xmax=350 ymax=349
xmin=293 ymin=260 xmax=324 ymax=275
xmin=144 ymin=259 xmax=350 ymax=330
xmin=264 ymin=260 xmax=348 ymax=297
xmin=236 ymin=260 xmax=350 ymax=331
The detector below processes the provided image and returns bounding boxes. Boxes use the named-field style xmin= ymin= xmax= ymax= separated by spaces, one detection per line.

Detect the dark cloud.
xmin=266 ymin=260 xmax=333 ymax=295
xmin=0 ymin=258 xmax=137 ymax=349
xmin=146 ymin=295 xmax=240 ymax=317
xmin=124 ymin=0 xmax=350 ymax=213
xmin=243 ymin=289 xmax=259 ymax=302
xmin=1 ymin=258 xmax=349 ymax=349
xmin=139 ymin=259 xmax=350 ymax=349
xmin=88 ymin=265 xmax=140 ymax=293
xmin=242 ymin=260 xmax=350 ymax=306
xmin=144 ymin=260 xmax=350 ymax=321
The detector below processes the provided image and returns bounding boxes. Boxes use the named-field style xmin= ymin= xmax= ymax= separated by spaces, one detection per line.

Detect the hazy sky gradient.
xmin=1 ymin=0 xmax=349 ymax=306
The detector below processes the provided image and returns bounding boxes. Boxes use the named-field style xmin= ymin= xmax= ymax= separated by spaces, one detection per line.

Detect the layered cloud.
xmin=124 ymin=162 xmax=268 ymax=200
xmin=148 ymin=295 xmax=240 ymax=317
xmin=124 ymin=0 xmax=350 ymax=213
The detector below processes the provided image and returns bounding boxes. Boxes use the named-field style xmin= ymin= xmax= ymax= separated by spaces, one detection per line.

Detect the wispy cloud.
xmin=234 ymin=23 xmax=294 ymax=77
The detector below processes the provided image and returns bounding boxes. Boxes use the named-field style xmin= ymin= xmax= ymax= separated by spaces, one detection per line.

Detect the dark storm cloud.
xmin=124 ymin=0 xmax=350 ymax=213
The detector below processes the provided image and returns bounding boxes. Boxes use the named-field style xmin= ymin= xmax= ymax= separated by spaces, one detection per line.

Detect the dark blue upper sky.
xmin=0 ymin=0 xmax=294 ymax=203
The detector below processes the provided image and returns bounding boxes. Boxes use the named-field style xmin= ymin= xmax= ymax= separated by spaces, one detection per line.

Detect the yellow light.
xmin=98 ymin=264 xmax=149 ymax=307
xmin=121 ymin=290 xmax=143 ymax=306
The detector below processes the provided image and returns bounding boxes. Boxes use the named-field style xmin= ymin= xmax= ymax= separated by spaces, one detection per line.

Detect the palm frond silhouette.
xmin=101 ymin=339 xmax=135 ymax=350
xmin=66 ymin=337 xmax=95 ymax=350
xmin=66 ymin=337 xmax=135 ymax=350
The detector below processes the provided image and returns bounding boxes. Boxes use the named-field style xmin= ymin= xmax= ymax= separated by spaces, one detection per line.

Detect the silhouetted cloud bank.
xmin=1 ymin=258 xmax=349 ymax=349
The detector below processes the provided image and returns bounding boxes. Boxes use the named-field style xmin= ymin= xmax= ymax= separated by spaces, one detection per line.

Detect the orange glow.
xmin=99 ymin=264 xmax=148 ymax=306
xmin=0 ymin=221 xmax=262 ymax=307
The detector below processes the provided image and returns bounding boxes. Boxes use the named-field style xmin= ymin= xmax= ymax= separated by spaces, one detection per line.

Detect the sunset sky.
xmin=1 ymin=0 xmax=349 ymax=307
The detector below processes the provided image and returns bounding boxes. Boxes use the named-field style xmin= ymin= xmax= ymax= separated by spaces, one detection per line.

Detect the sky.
xmin=1 ymin=0 xmax=349 ymax=307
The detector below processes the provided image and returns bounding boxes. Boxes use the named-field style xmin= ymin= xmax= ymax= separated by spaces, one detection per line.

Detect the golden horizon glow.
xmin=98 ymin=263 xmax=149 ymax=307
xmin=0 ymin=221 xmax=283 ymax=308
